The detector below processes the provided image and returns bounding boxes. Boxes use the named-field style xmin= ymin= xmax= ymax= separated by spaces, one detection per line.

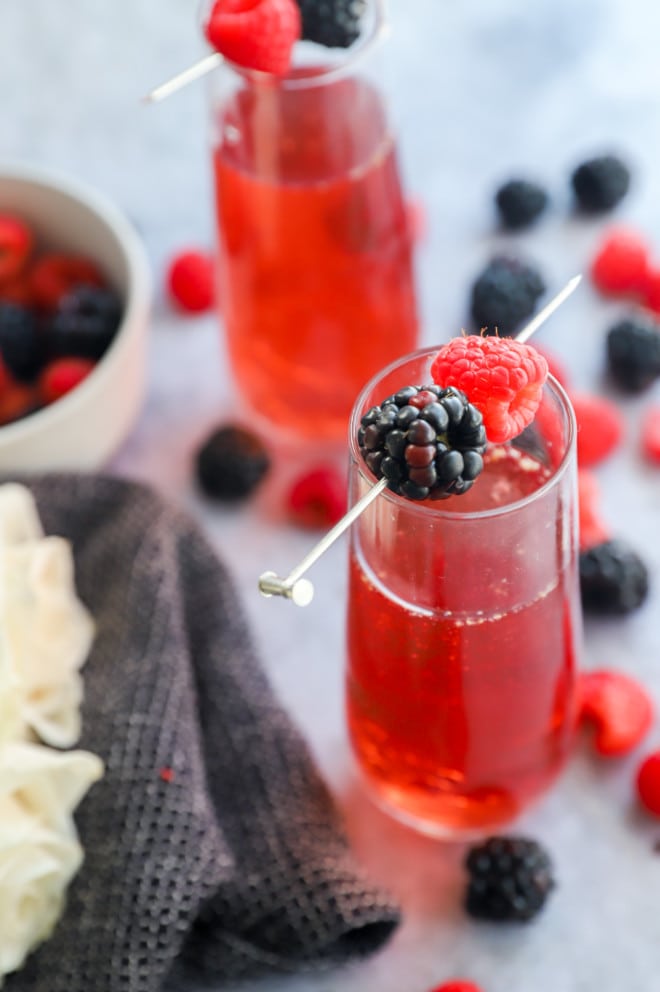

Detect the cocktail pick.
xmin=143 ymin=52 xmax=223 ymax=104
xmin=258 ymin=274 xmax=582 ymax=605
xmin=143 ymin=0 xmax=390 ymax=103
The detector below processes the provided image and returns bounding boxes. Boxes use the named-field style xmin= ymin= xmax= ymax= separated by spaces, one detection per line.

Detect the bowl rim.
xmin=0 ymin=161 xmax=152 ymax=444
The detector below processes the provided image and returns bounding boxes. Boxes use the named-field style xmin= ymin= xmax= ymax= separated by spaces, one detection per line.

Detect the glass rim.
xmin=348 ymin=344 xmax=577 ymax=523
xmin=211 ymin=0 xmax=389 ymax=90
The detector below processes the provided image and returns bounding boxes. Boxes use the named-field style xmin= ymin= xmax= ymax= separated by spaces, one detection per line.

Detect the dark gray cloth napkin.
xmin=7 ymin=474 xmax=399 ymax=992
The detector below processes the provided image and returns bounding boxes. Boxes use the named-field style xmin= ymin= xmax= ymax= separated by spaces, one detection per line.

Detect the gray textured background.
xmin=3 ymin=2 xmax=660 ymax=989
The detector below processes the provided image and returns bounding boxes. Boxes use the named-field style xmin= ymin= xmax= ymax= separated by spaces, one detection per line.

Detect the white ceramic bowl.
xmin=0 ymin=163 xmax=152 ymax=471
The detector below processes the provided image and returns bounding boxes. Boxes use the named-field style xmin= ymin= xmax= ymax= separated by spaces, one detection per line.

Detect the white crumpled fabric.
xmin=0 ymin=485 xmax=95 ymax=748
xmin=0 ymin=742 xmax=103 ymax=976
xmin=0 ymin=484 xmax=103 ymax=981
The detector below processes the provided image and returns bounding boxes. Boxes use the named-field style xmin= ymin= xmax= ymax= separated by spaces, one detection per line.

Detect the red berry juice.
xmin=346 ymin=441 xmax=581 ymax=836
xmin=212 ymin=72 xmax=418 ymax=442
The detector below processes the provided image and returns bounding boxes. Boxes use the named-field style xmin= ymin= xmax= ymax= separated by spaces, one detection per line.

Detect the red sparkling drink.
xmin=346 ymin=348 xmax=582 ymax=836
xmin=210 ymin=60 xmax=418 ymax=443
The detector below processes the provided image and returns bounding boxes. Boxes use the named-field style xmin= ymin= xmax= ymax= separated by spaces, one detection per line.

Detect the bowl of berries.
xmin=0 ymin=162 xmax=151 ymax=470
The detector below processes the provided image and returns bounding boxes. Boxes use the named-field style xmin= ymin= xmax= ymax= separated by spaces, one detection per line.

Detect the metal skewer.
xmin=515 ymin=274 xmax=582 ymax=343
xmin=258 ymin=274 xmax=582 ymax=605
xmin=142 ymin=51 xmax=223 ymax=104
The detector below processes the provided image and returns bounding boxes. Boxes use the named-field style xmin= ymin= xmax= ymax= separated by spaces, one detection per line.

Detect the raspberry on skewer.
xmin=144 ymin=0 xmax=374 ymax=102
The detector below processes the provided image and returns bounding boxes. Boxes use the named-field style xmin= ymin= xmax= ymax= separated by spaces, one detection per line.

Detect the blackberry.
xmin=48 ymin=285 xmax=122 ymax=361
xmin=358 ymin=384 xmax=487 ymax=501
xmin=195 ymin=424 xmax=270 ymax=502
xmin=464 ymin=835 xmax=555 ymax=923
xmin=571 ymin=154 xmax=631 ymax=213
xmin=606 ymin=317 xmax=660 ymax=392
xmin=296 ymin=0 xmax=366 ymax=48
xmin=470 ymin=255 xmax=545 ymax=337
xmin=0 ymin=302 xmax=43 ymax=382
xmin=495 ymin=179 xmax=549 ymax=230
xmin=580 ymin=538 xmax=649 ymax=615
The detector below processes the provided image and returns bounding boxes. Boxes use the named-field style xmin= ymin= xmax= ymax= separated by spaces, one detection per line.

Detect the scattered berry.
xmin=296 ymin=0 xmax=365 ymax=47
xmin=205 ymin=0 xmax=301 ymax=76
xmin=431 ymin=334 xmax=548 ymax=444
xmin=406 ymin=198 xmax=427 ymax=245
xmin=494 ymin=178 xmax=549 ymax=230
xmin=469 ymin=255 xmax=546 ymax=336
xmin=637 ymin=751 xmax=660 ymax=817
xmin=571 ymin=392 xmax=623 ymax=467
xmin=641 ymin=406 xmax=660 ymax=464
xmin=464 ymin=835 xmax=555 ymax=922
xmin=39 ymin=357 xmax=96 ymax=405
xmin=606 ymin=316 xmax=660 ymax=392
xmin=579 ymin=538 xmax=649 ymax=615
xmin=0 ymin=302 xmax=42 ymax=382
xmin=195 ymin=424 xmax=270 ymax=501
xmin=591 ymin=228 xmax=650 ymax=295
xmin=642 ymin=267 xmax=660 ymax=315
xmin=571 ymin=154 xmax=631 ymax=213
xmin=48 ymin=285 xmax=122 ymax=361
xmin=577 ymin=469 xmax=611 ymax=551
xmin=167 ymin=249 xmax=216 ymax=314
xmin=287 ymin=466 xmax=347 ymax=528
xmin=429 ymin=983 xmax=484 ymax=992
xmin=29 ymin=252 xmax=105 ymax=312
xmin=0 ymin=214 xmax=33 ymax=284
xmin=358 ymin=384 xmax=487 ymax=501
xmin=579 ymin=670 xmax=653 ymax=756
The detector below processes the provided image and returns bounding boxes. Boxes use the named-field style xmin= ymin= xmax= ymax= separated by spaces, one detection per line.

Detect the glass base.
xmin=356 ymin=769 xmax=525 ymax=842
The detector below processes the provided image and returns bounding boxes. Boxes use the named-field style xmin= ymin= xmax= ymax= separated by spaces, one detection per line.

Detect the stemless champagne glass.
xmin=345 ymin=346 xmax=582 ymax=837
xmin=207 ymin=0 xmax=419 ymax=446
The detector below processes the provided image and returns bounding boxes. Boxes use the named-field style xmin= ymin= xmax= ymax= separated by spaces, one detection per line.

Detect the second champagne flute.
xmin=208 ymin=0 xmax=419 ymax=447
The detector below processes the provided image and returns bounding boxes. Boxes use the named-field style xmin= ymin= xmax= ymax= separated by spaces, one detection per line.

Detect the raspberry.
xmin=606 ymin=316 xmax=660 ymax=392
xmin=429 ymin=983 xmax=484 ymax=992
xmin=358 ymin=384 xmax=487 ymax=501
xmin=642 ymin=267 xmax=660 ymax=314
xmin=494 ymin=178 xmax=549 ymax=230
xmin=0 ymin=380 xmax=40 ymax=426
xmin=287 ymin=466 xmax=347 ymax=528
xmin=167 ymin=249 xmax=216 ymax=314
xmin=431 ymin=335 xmax=548 ymax=444
xmin=469 ymin=255 xmax=546 ymax=337
xmin=296 ymin=0 xmax=365 ymax=48
xmin=30 ymin=252 xmax=105 ymax=312
xmin=577 ymin=470 xmax=611 ymax=551
xmin=48 ymin=285 xmax=122 ymax=360
xmin=591 ymin=228 xmax=650 ymax=295
xmin=571 ymin=154 xmax=631 ymax=212
xmin=571 ymin=392 xmax=623 ymax=467
xmin=406 ymin=198 xmax=427 ymax=245
xmin=195 ymin=424 xmax=270 ymax=501
xmin=579 ymin=538 xmax=649 ymax=615
xmin=0 ymin=302 xmax=43 ymax=382
xmin=641 ymin=406 xmax=660 ymax=464
xmin=39 ymin=357 xmax=96 ymax=405
xmin=637 ymin=752 xmax=660 ymax=817
xmin=464 ymin=835 xmax=555 ymax=922
xmin=0 ymin=272 xmax=34 ymax=308
xmin=0 ymin=214 xmax=33 ymax=285
xmin=205 ymin=0 xmax=301 ymax=75
xmin=579 ymin=670 xmax=653 ymax=757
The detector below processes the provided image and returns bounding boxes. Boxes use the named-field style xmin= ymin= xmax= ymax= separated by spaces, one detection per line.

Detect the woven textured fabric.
xmin=6 ymin=474 xmax=400 ymax=992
